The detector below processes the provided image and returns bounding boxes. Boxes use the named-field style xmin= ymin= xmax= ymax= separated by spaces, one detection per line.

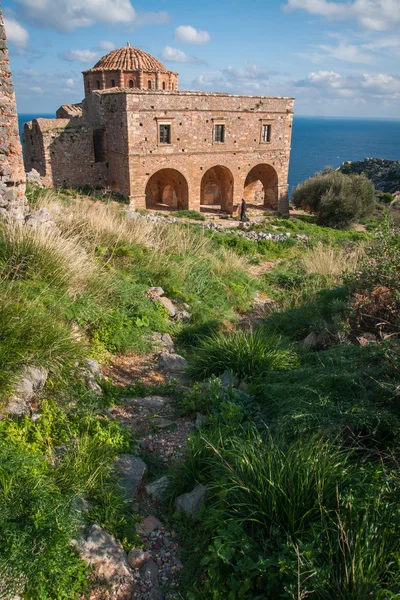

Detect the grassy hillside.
xmin=0 ymin=186 xmax=399 ymax=599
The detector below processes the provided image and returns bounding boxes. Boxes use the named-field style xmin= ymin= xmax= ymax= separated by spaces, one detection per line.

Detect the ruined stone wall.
xmin=23 ymin=118 xmax=107 ymax=188
xmin=122 ymin=91 xmax=293 ymax=212
xmin=0 ymin=10 xmax=26 ymax=221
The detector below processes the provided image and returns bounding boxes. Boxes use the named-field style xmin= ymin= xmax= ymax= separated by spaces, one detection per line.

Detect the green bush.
xmin=293 ymin=167 xmax=376 ymax=228
xmin=174 ymin=428 xmax=400 ymax=599
xmin=187 ymin=329 xmax=299 ymax=380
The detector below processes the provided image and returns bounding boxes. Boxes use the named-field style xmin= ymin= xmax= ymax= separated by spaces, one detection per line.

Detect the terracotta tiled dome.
xmin=90 ymin=43 xmax=169 ymax=73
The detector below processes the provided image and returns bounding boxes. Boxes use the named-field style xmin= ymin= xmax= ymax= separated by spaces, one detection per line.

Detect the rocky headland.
xmin=339 ymin=157 xmax=400 ymax=195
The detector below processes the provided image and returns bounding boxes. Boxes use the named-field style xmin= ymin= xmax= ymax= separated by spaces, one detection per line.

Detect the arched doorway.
xmin=200 ymin=165 xmax=234 ymax=213
xmin=145 ymin=169 xmax=188 ymax=210
xmin=243 ymin=164 xmax=278 ymax=209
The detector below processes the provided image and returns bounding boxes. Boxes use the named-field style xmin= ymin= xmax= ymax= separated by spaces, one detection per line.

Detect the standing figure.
xmin=240 ymin=198 xmax=249 ymax=222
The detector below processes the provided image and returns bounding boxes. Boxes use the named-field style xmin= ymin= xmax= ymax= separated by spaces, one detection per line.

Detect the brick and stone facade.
xmin=0 ymin=9 xmax=26 ymax=221
xmin=23 ymin=44 xmax=294 ymax=214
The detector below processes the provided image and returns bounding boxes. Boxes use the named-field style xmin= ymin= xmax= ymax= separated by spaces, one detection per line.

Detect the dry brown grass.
xmin=300 ymin=242 xmax=363 ymax=278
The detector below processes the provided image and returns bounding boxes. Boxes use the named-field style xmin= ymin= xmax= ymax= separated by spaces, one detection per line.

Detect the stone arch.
xmin=129 ymin=79 xmax=134 ymax=88
xmin=145 ymin=168 xmax=189 ymax=210
xmin=200 ymin=165 xmax=234 ymax=213
xmin=243 ymin=164 xmax=278 ymax=209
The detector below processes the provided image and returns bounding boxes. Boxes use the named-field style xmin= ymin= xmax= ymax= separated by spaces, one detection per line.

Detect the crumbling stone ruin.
xmin=23 ymin=44 xmax=294 ymax=214
xmin=0 ymin=9 xmax=26 ymax=221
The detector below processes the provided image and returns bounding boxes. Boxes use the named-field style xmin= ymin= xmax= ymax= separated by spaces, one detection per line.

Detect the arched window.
xmin=148 ymin=80 xmax=152 ymax=89
xmin=111 ymin=79 xmax=115 ymax=87
xmin=162 ymin=81 xmax=166 ymax=90
xmin=96 ymin=80 xmax=100 ymax=89
xmin=129 ymin=80 xmax=134 ymax=88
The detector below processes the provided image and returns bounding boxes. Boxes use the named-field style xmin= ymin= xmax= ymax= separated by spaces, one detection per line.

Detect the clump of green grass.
xmin=172 ymin=209 xmax=206 ymax=221
xmin=172 ymin=428 xmax=400 ymax=599
xmin=187 ymin=328 xmax=299 ymax=380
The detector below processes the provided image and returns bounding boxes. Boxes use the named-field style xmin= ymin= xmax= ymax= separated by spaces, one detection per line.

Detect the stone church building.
xmin=23 ymin=44 xmax=294 ymax=213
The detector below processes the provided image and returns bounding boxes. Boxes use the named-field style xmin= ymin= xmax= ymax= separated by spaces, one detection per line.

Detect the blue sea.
xmin=19 ymin=114 xmax=400 ymax=196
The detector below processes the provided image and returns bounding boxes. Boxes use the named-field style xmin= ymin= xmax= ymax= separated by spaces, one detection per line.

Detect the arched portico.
xmin=243 ymin=164 xmax=278 ymax=210
xmin=145 ymin=168 xmax=189 ymax=210
xmin=200 ymin=165 xmax=234 ymax=213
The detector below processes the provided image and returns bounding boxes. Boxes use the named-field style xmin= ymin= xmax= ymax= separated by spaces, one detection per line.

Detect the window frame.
xmin=260 ymin=121 xmax=273 ymax=144
xmin=157 ymin=122 xmax=172 ymax=145
xmin=213 ymin=123 xmax=226 ymax=144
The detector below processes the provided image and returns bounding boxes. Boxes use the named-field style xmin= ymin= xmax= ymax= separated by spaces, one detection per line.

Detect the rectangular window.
xmin=93 ymin=128 xmax=106 ymax=162
xmin=261 ymin=124 xmax=272 ymax=143
xmin=214 ymin=124 xmax=225 ymax=143
xmin=159 ymin=124 xmax=171 ymax=144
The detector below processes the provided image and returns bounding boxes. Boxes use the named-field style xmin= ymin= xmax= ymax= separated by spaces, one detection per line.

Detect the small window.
xmin=111 ymin=79 xmax=115 ymax=87
xmin=129 ymin=80 xmax=134 ymax=88
xmin=93 ymin=128 xmax=106 ymax=162
xmin=148 ymin=80 xmax=152 ymax=89
xmin=162 ymin=81 xmax=166 ymax=90
xmin=159 ymin=124 xmax=171 ymax=144
xmin=96 ymin=80 xmax=100 ymax=89
xmin=261 ymin=124 xmax=272 ymax=143
xmin=214 ymin=124 xmax=225 ymax=143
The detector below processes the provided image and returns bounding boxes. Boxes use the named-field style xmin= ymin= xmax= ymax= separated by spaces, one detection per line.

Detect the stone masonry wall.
xmin=122 ymin=91 xmax=293 ymax=212
xmin=23 ymin=118 xmax=107 ymax=188
xmin=0 ymin=9 xmax=26 ymax=221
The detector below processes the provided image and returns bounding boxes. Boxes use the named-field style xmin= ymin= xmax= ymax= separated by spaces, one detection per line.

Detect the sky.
xmin=2 ymin=0 xmax=400 ymax=118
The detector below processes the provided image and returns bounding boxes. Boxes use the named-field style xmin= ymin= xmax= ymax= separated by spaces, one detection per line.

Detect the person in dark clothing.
xmin=240 ymin=198 xmax=249 ymax=221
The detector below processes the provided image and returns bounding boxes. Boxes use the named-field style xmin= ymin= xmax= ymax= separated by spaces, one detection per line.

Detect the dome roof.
xmin=90 ymin=43 xmax=170 ymax=73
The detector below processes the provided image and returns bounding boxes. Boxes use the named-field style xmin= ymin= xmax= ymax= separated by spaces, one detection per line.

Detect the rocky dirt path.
xmin=80 ymin=331 xmax=203 ymax=600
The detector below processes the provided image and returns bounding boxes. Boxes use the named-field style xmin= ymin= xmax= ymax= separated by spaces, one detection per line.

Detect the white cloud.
xmin=174 ymin=25 xmax=211 ymax=44
xmin=318 ymin=41 xmax=373 ymax=63
xmin=66 ymin=78 xmax=75 ymax=86
xmin=29 ymin=86 xmax=43 ymax=93
xmin=13 ymin=0 xmax=170 ymax=32
xmin=284 ymin=0 xmax=400 ymax=31
xmin=99 ymin=41 xmax=115 ymax=51
xmin=191 ymin=62 xmax=276 ymax=93
xmin=60 ymin=49 xmax=99 ymax=64
xmin=3 ymin=15 xmax=29 ymax=49
xmin=161 ymin=46 xmax=190 ymax=63
xmin=295 ymin=69 xmax=400 ymax=99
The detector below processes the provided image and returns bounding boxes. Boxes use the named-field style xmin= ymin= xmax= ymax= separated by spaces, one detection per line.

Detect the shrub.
xmin=293 ymin=168 xmax=376 ymax=228
xmin=174 ymin=428 xmax=400 ymax=599
xmin=172 ymin=210 xmax=206 ymax=221
xmin=187 ymin=329 xmax=299 ymax=380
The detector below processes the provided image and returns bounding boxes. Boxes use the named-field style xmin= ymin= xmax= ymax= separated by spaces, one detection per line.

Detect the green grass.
xmin=172 ymin=209 xmax=206 ymax=221
xmin=187 ymin=329 xmax=299 ymax=381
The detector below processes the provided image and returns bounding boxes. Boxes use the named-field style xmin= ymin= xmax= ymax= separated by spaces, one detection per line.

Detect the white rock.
xmin=175 ymin=484 xmax=208 ymax=516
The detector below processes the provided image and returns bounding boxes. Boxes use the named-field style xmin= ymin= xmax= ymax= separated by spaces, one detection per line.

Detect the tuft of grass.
xmin=187 ymin=328 xmax=299 ymax=380
xmin=300 ymin=242 xmax=362 ymax=277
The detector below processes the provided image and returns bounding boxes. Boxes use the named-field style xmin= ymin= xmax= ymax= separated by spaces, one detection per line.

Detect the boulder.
xmin=157 ymin=296 xmax=177 ymax=318
xmin=152 ymin=332 xmax=175 ymax=352
xmin=151 ymin=417 xmax=175 ymax=429
xmin=145 ymin=476 xmax=170 ymax=502
xmin=136 ymin=515 xmax=163 ymax=537
xmin=26 ymin=169 xmax=43 ymax=187
xmin=76 ymin=524 xmax=133 ymax=582
xmin=158 ymin=352 xmax=187 ymax=373
xmin=174 ymin=309 xmax=191 ymax=323
xmin=175 ymin=484 xmax=208 ymax=517
xmin=123 ymin=395 xmax=167 ymax=411
xmin=302 ymin=331 xmax=326 ymax=350
xmin=127 ymin=548 xmax=151 ymax=570
xmin=147 ymin=287 xmax=165 ymax=299
xmin=113 ymin=455 xmax=147 ymax=501
xmin=85 ymin=358 xmax=101 ymax=378
xmin=6 ymin=365 xmax=48 ymax=416
xmin=24 ymin=208 xmax=58 ymax=231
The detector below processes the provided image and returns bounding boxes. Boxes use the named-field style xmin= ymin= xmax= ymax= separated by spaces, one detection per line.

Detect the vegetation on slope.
xmin=1 ymin=183 xmax=399 ymax=599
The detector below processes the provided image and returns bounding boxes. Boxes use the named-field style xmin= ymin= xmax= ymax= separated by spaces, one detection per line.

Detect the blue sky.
xmin=2 ymin=0 xmax=400 ymax=118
